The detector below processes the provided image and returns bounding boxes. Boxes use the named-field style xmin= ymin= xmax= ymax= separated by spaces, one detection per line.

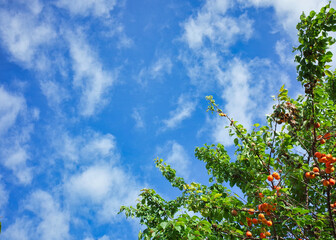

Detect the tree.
xmin=120 ymin=3 xmax=336 ymax=239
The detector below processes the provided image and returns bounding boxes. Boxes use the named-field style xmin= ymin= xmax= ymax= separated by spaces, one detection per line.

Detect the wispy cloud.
xmin=182 ymin=0 xmax=253 ymax=50
xmin=65 ymin=163 xmax=141 ymax=223
xmin=239 ymin=0 xmax=331 ymax=38
xmin=0 ymin=87 xmax=25 ymax=135
xmin=0 ymin=6 xmax=55 ymax=68
xmin=56 ymin=0 xmax=117 ymax=17
xmin=67 ymin=31 xmax=117 ymax=116
xmin=162 ymin=95 xmax=196 ymax=130
xmin=3 ymin=190 xmax=70 ymax=240
xmin=156 ymin=141 xmax=191 ymax=179
xmin=138 ymin=57 xmax=172 ymax=85
xmin=0 ymin=86 xmax=35 ymax=185
xmin=132 ymin=108 xmax=145 ymax=129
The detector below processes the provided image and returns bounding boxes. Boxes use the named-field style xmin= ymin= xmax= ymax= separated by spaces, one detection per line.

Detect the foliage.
xmin=120 ymin=3 xmax=336 ymax=239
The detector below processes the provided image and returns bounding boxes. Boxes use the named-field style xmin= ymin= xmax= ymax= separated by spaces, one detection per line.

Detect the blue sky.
xmin=0 ymin=0 xmax=335 ymax=239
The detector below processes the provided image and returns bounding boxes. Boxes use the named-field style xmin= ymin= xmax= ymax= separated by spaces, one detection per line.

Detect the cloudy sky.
xmin=0 ymin=0 xmax=334 ymax=239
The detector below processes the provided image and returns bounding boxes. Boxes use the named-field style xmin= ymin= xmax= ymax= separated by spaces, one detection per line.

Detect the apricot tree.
xmin=120 ymin=3 xmax=336 ymax=239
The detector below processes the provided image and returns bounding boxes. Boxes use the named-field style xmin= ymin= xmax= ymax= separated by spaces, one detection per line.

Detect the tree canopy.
xmin=120 ymin=3 xmax=336 ymax=239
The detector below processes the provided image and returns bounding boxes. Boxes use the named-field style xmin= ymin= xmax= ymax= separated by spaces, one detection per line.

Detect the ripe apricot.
xmin=260 ymin=232 xmax=266 ymax=239
xmin=313 ymin=167 xmax=319 ymax=173
xmin=324 ymin=133 xmax=331 ymax=140
xmin=272 ymin=172 xmax=280 ymax=180
xmin=266 ymin=231 xmax=271 ymax=237
xmin=314 ymin=152 xmax=322 ymax=158
xmin=315 ymin=122 xmax=320 ymax=128
xmin=326 ymin=167 xmax=335 ymax=174
xmin=258 ymin=213 xmax=265 ymax=220
xmin=326 ymin=162 xmax=333 ymax=168
xmin=231 ymin=209 xmax=238 ymax=216
xmin=267 ymin=175 xmax=274 ymax=181
xmin=305 ymin=172 xmax=311 ymax=179
xmin=323 ymin=179 xmax=330 ymax=187
xmin=317 ymin=135 xmax=323 ymax=140
xmin=327 ymin=154 xmax=333 ymax=161
xmin=248 ymin=209 xmax=255 ymax=215
xmin=266 ymin=220 xmax=273 ymax=226
xmin=330 ymin=178 xmax=336 ymax=186
xmin=252 ymin=218 xmax=258 ymax=224
xmin=320 ymin=139 xmax=326 ymax=144
xmin=246 ymin=231 xmax=252 ymax=238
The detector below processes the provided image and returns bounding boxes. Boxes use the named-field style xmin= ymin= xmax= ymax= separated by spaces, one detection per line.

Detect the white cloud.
xmin=84 ymin=236 xmax=110 ymax=240
xmin=132 ymin=109 xmax=145 ymax=129
xmin=0 ymin=87 xmax=34 ymax=184
xmin=0 ymin=87 xmax=25 ymax=135
xmin=138 ymin=57 xmax=173 ymax=85
xmin=67 ymin=165 xmax=114 ymax=202
xmin=55 ymin=131 xmax=117 ymax=167
xmin=162 ymin=95 xmax=196 ymax=130
xmin=211 ymin=58 xmax=252 ymax=145
xmin=207 ymin=57 xmax=291 ymax=146
xmin=3 ymin=190 xmax=70 ymax=240
xmin=65 ymin=163 xmax=141 ymax=223
xmin=18 ymin=0 xmax=44 ymax=15
xmin=3 ymin=146 xmax=32 ymax=185
xmin=149 ymin=57 xmax=172 ymax=79
xmin=39 ymin=80 xmax=69 ymax=107
xmin=182 ymin=0 xmax=253 ymax=49
xmin=82 ymin=133 xmax=116 ymax=157
xmin=275 ymin=39 xmax=296 ymax=66
xmin=67 ymin=32 xmax=116 ymax=116
xmin=156 ymin=141 xmax=191 ymax=179
xmin=239 ymin=0 xmax=331 ymax=38
xmin=2 ymin=218 xmax=31 ymax=240
xmin=56 ymin=0 xmax=117 ymax=17
xmin=0 ymin=176 xmax=8 ymax=209
xmin=26 ymin=190 xmax=71 ymax=240
xmin=0 ymin=8 xmax=55 ymax=67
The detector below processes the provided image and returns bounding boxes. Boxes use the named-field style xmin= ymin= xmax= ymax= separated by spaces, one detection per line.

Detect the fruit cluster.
xmin=305 ymin=152 xmax=336 ymax=186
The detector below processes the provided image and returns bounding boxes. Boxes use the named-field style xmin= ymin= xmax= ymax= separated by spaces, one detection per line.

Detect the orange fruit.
xmin=248 ymin=209 xmax=255 ymax=215
xmin=305 ymin=172 xmax=311 ymax=178
xmin=314 ymin=152 xmax=322 ymax=158
xmin=329 ymin=178 xmax=336 ymax=186
xmin=326 ymin=167 xmax=334 ymax=174
xmin=266 ymin=231 xmax=271 ymax=236
xmin=231 ymin=209 xmax=238 ymax=216
xmin=267 ymin=175 xmax=274 ymax=181
xmin=321 ymin=139 xmax=326 ymax=144
xmin=252 ymin=218 xmax=258 ymax=224
xmin=315 ymin=122 xmax=320 ymax=128
xmin=246 ymin=231 xmax=252 ymax=238
xmin=272 ymin=172 xmax=280 ymax=180
xmin=266 ymin=220 xmax=273 ymax=226
xmin=258 ymin=213 xmax=265 ymax=220
xmin=313 ymin=167 xmax=319 ymax=173
xmin=323 ymin=179 xmax=330 ymax=186
xmin=260 ymin=232 xmax=266 ymax=239
xmin=324 ymin=133 xmax=331 ymax=140
xmin=320 ymin=157 xmax=327 ymax=163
